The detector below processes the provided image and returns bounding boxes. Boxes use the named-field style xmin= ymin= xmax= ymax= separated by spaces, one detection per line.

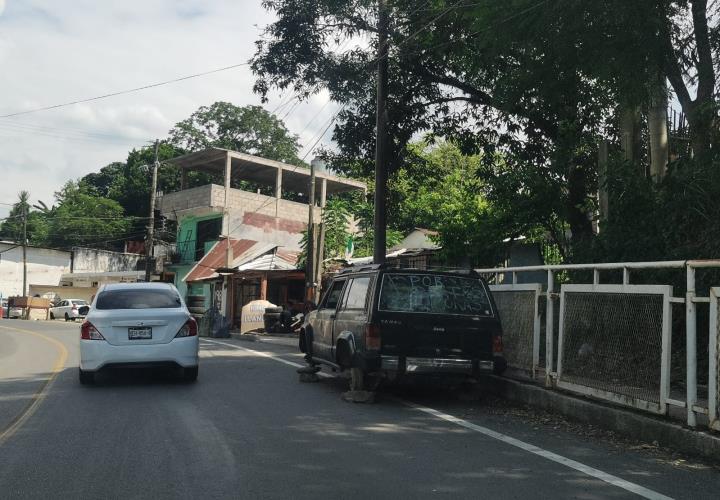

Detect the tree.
xmin=169 ymin=102 xmax=304 ymax=164
xmin=252 ymin=1 xmax=720 ymax=261
xmin=0 ymin=191 xmax=50 ymax=246
xmin=252 ymin=1 xmax=616 ymax=256
xmin=45 ymin=181 xmax=131 ymax=248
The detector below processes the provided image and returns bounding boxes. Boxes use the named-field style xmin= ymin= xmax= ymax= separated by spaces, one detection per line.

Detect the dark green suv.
xmin=300 ymin=266 xmax=506 ymax=382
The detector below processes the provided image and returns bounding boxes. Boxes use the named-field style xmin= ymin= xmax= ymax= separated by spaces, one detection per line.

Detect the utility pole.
xmin=373 ymin=0 xmax=389 ymax=265
xmin=22 ymin=201 xmax=27 ymax=297
xmin=145 ymin=140 xmax=160 ymax=282
xmin=305 ymin=160 xmax=317 ymax=302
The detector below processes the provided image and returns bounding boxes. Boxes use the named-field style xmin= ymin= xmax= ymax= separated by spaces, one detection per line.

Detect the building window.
xmin=196 ymin=217 xmax=222 ymax=260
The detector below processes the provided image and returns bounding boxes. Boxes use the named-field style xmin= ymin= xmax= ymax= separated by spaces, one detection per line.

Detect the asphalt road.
xmin=1 ymin=319 xmax=719 ymax=499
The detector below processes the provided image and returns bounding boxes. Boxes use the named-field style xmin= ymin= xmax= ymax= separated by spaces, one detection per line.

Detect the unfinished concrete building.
xmin=160 ymin=148 xmax=366 ymax=329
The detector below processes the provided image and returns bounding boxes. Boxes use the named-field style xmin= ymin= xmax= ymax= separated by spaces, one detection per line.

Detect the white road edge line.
xmin=201 ymin=338 xmax=333 ymax=378
xmin=201 ymin=338 xmax=673 ymax=500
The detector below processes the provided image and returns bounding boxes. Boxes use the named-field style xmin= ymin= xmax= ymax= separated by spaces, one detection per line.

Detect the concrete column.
xmin=275 ymin=167 xmax=283 ymax=217
xmin=619 ymin=105 xmax=641 ymax=164
xmin=320 ymin=178 xmax=327 ymax=208
xmin=260 ymin=273 xmax=268 ymax=301
xmin=649 ymin=78 xmax=669 ymax=182
xmin=222 ymin=276 xmax=232 ymax=320
xmin=223 ymin=153 xmax=232 ymax=236
xmin=598 ymin=140 xmax=609 ymax=224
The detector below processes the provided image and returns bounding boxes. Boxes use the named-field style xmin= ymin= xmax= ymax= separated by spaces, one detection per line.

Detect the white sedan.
xmin=79 ymin=282 xmax=199 ymax=385
xmin=50 ymin=298 xmax=89 ymax=321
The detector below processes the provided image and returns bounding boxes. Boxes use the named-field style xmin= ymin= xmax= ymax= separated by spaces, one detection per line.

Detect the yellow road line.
xmin=0 ymin=324 xmax=69 ymax=445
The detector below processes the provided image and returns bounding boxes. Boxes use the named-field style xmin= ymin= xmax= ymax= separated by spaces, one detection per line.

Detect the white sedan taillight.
xmin=81 ymin=321 xmax=105 ymax=340
xmin=175 ymin=318 xmax=198 ymax=338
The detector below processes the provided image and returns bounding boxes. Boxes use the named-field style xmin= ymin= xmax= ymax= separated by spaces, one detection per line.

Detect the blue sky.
xmin=0 ymin=0 xmax=337 ymax=217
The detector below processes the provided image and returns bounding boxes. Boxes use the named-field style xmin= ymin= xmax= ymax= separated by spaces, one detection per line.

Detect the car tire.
xmin=183 ymin=366 xmax=198 ymax=383
xmin=493 ymin=357 xmax=507 ymax=376
xmin=64 ymin=313 xmax=70 ymax=322
xmin=50 ymin=312 xmax=55 ymax=320
xmin=79 ymin=369 xmax=95 ymax=385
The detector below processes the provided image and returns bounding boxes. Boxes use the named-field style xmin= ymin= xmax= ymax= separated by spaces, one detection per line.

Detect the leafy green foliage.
xmin=595 ymin=155 xmax=720 ymax=262
xmin=252 ymin=0 xmax=720 ymax=263
xmin=44 ymin=182 xmax=131 ymax=248
xmin=0 ymin=184 xmax=131 ymax=249
xmin=169 ymin=102 xmax=304 ymax=164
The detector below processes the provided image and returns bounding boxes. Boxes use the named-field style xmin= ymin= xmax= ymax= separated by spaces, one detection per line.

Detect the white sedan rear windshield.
xmin=96 ymin=289 xmax=181 ymax=310
xmin=379 ymin=274 xmax=493 ymax=316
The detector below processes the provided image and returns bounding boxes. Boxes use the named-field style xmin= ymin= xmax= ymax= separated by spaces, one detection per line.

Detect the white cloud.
xmin=0 ymin=0 xmax=336 ymax=219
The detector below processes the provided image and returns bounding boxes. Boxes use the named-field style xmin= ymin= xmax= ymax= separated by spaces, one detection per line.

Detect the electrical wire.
xmin=0 ymin=62 xmax=250 ymax=119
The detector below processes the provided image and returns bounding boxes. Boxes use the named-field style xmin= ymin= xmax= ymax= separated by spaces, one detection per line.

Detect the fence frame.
xmin=475 ymin=259 xmax=720 ymax=428
xmin=709 ymin=287 xmax=720 ymax=431
xmin=556 ymin=283 xmax=672 ymax=415
xmin=489 ymin=283 xmax=542 ymax=377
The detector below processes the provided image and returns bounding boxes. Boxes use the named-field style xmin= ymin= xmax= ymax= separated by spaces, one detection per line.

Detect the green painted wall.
xmin=176 ymin=214 xmax=222 ymax=264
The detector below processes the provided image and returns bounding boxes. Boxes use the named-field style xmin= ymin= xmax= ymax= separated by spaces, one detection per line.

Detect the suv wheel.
xmin=64 ymin=313 xmax=70 ymax=322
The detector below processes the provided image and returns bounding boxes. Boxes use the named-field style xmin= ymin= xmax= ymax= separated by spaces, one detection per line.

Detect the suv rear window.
xmin=379 ymin=273 xmax=493 ymax=316
xmin=95 ymin=289 xmax=182 ymax=310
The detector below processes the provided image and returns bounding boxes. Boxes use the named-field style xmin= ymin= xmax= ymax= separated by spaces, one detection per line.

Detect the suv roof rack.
xmin=338 ymin=263 xmax=390 ymax=274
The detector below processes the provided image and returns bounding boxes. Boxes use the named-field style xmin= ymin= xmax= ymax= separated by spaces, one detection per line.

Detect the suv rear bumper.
xmin=381 ymin=355 xmax=495 ymax=374
xmin=381 ymin=355 xmax=494 ymax=373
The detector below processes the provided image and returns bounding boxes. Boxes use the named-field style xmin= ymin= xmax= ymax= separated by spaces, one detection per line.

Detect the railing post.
xmin=686 ymin=265 xmax=698 ymax=427
xmin=545 ymin=269 xmax=554 ymax=387
xmin=512 ymin=271 xmax=518 ymax=285
xmin=593 ymin=269 xmax=600 ymax=286
xmin=623 ymin=267 xmax=630 ymax=285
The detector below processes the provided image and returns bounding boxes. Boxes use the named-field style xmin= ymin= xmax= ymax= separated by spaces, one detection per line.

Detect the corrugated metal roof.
xmin=183 ymin=238 xmax=301 ymax=282
xmin=183 ymin=238 xmax=258 ymax=282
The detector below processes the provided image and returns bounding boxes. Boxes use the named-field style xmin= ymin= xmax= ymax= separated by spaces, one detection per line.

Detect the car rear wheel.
xmin=79 ymin=369 xmax=95 ymax=385
xmin=64 ymin=313 xmax=70 ymax=322
xmin=183 ymin=366 xmax=198 ymax=382
xmin=50 ymin=312 xmax=55 ymax=320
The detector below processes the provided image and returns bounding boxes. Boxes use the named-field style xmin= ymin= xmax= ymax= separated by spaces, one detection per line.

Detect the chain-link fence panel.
xmin=710 ymin=288 xmax=720 ymax=431
xmin=490 ymin=285 xmax=540 ymax=376
xmin=557 ymin=285 xmax=672 ymax=414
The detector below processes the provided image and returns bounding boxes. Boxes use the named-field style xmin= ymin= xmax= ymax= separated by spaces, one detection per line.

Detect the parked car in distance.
xmin=79 ymin=282 xmax=199 ymax=385
xmin=300 ymin=266 xmax=506 ymax=385
xmin=2 ymin=298 xmax=23 ymax=319
xmin=50 ymin=299 xmax=89 ymax=321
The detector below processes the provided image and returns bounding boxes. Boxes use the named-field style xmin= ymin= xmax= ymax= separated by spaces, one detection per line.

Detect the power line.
xmin=0 ymin=62 xmax=250 ymax=119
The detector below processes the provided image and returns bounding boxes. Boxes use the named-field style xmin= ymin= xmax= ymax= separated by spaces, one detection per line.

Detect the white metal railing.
xmin=476 ymin=259 xmax=720 ymax=430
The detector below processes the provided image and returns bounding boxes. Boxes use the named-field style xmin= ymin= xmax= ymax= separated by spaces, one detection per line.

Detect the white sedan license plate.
xmin=128 ymin=327 xmax=152 ymax=340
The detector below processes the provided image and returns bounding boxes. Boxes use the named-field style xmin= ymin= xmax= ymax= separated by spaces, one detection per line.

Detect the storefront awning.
xmin=183 ymin=238 xmax=301 ymax=283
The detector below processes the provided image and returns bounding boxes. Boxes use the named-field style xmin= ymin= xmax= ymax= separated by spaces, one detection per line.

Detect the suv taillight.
xmin=175 ymin=318 xmax=198 ymax=338
xmin=493 ymin=334 xmax=503 ymax=355
xmin=365 ymin=324 xmax=381 ymax=350
xmin=81 ymin=321 xmax=105 ymax=340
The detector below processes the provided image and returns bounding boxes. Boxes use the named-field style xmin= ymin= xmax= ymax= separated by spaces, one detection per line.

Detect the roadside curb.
xmin=484 ymin=375 xmax=720 ymax=463
xmin=228 ymin=332 xmax=298 ymax=347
